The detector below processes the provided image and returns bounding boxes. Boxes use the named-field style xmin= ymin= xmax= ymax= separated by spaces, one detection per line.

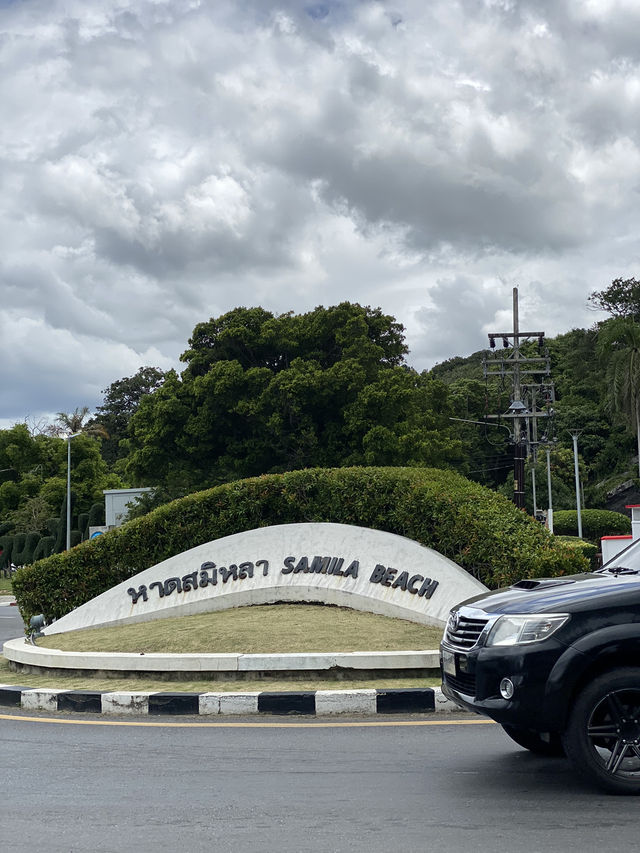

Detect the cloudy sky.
xmin=1 ymin=0 xmax=637 ymax=429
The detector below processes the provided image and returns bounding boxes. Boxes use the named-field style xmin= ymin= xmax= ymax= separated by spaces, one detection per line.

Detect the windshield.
xmin=598 ymin=536 xmax=640 ymax=574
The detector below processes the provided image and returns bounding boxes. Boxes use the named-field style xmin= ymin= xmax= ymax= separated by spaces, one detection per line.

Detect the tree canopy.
xmin=125 ymin=303 xmax=462 ymax=491
xmin=588 ymin=277 xmax=640 ymax=320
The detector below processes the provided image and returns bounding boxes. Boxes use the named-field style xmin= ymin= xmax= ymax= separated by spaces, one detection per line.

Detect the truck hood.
xmin=456 ymin=571 xmax=640 ymax=615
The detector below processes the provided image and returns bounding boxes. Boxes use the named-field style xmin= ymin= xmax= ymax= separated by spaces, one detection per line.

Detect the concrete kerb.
xmin=1 ymin=619 xmax=464 ymax=717
xmin=0 ymin=683 xmax=460 ymax=716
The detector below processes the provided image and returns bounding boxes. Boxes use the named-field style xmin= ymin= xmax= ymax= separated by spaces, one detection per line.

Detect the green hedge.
xmin=553 ymin=509 xmax=631 ymax=542
xmin=12 ymin=467 xmax=590 ymax=623
xmin=554 ymin=536 xmax=599 ymax=570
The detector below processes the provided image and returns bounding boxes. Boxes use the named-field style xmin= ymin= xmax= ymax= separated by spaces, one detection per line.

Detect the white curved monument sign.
xmin=42 ymin=523 xmax=488 ymax=635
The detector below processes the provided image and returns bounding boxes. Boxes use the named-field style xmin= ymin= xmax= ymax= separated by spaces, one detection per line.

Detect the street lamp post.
xmin=65 ymin=432 xmax=81 ymax=551
xmin=569 ymin=429 xmax=583 ymax=540
xmin=545 ymin=446 xmax=554 ymax=533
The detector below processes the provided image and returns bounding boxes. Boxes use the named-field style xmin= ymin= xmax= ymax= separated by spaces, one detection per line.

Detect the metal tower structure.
xmin=483 ymin=287 xmax=555 ymax=509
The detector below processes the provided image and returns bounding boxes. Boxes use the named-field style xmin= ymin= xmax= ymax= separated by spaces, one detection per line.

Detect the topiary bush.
xmin=78 ymin=513 xmax=89 ymax=541
xmin=553 ymin=509 xmax=631 ymax=542
xmin=12 ymin=466 xmax=589 ymax=623
xmin=0 ymin=535 xmax=12 ymax=571
xmin=88 ymin=502 xmax=105 ymax=528
xmin=11 ymin=533 xmax=26 ymax=565
xmin=32 ymin=536 xmax=56 ymax=563
xmin=14 ymin=532 xmax=41 ymax=566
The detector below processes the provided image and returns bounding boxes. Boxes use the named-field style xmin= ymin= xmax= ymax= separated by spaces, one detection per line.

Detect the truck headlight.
xmin=485 ymin=614 xmax=569 ymax=647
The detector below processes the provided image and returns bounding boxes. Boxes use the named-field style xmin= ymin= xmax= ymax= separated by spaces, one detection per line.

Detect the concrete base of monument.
xmin=3 ymin=637 xmax=440 ymax=679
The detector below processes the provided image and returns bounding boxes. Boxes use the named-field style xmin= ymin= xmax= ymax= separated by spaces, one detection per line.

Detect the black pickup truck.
xmin=440 ymin=547 xmax=640 ymax=794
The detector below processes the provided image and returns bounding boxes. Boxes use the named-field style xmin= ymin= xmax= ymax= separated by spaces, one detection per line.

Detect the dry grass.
xmin=1 ymin=604 xmax=443 ymax=693
xmin=36 ymin=604 xmax=443 ymax=654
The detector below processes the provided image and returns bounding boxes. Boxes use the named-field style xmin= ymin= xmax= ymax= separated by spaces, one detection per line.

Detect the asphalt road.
xmin=0 ymin=599 xmax=22 ymax=644
xmin=2 ymin=709 xmax=639 ymax=853
xmin=2 ymin=603 xmax=639 ymax=852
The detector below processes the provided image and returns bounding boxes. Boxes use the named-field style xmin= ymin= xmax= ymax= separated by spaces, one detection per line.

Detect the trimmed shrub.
xmin=32 ymin=536 xmax=56 ymax=563
xmin=78 ymin=513 xmax=89 ymax=541
xmin=0 ymin=535 xmax=13 ymax=570
xmin=11 ymin=533 xmax=26 ymax=565
xmin=88 ymin=503 xmax=105 ymax=528
xmin=555 ymin=536 xmax=599 ymax=570
xmin=553 ymin=509 xmax=631 ymax=542
xmin=12 ymin=467 xmax=589 ymax=623
xmin=14 ymin=532 xmax=41 ymax=566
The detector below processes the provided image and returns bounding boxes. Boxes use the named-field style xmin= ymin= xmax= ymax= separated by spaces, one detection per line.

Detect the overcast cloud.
xmin=1 ymin=0 xmax=637 ymax=428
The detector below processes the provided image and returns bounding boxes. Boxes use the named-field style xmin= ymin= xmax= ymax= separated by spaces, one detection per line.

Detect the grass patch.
xmin=36 ymin=604 xmax=444 ymax=655
xmin=0 ymin=577 xmax=13 ymax=594
xmin=4 ymin=605 xmax=443 ymax=694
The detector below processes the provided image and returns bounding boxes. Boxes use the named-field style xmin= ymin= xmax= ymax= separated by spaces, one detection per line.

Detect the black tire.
xmin=501 ymin=725 xmax=565 ymax=757
xmin=562 ymin=667 xmax=640 ymax=794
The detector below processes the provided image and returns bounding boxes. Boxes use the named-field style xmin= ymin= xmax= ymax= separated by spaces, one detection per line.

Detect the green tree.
xmin=588 ymin=277 xmax=640 ymax=320
xmin=95 ymin=366 xmax=166 ymax=464
xmin=52 ymin=406 xmax=109 ymax=440
xmin=596 ymin=317 xmax=640 ymax=478
xmin=7 ymin=495 xmax=55 ymax=534
xmin=124 ymin=304 xmax=459 ymax=490
xmin=180 ymin=303 xmax=408 ymax=378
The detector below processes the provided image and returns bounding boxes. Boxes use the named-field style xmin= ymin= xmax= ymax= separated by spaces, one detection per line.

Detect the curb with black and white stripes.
xmin=0 ymin=684 xmax=460 ymax=716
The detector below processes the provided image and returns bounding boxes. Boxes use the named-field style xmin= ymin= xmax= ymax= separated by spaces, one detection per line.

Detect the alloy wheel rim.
xmin=587 ymin=688 xmax=640 ymax=778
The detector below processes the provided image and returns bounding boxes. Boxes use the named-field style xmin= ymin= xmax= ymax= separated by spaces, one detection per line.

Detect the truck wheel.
xmin=562 ymin=668 xmax=640 ymax=794
xmin=501 ymin=725 xmax=564 ymax=756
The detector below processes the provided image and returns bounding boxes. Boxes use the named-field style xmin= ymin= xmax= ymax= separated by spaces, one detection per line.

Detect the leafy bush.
xmin=554 ymin=536 xmax=599 ymax=570
xmin=552 ymin=509 xmax=631 ymax=542
xmin=12 ymin=466 xmax=589 ymax=623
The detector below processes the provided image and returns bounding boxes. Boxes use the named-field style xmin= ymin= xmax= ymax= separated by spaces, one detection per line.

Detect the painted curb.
xmin=0 ymin=684 xmax=463 ymax=716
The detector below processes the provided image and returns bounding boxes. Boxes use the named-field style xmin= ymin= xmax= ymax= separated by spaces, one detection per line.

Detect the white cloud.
xmin=0 ymin=0 xmax=639 ymax=426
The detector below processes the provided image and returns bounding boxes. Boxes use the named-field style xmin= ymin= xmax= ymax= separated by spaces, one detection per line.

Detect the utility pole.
xmin=484 ymin=287 xmax=554 ymax=510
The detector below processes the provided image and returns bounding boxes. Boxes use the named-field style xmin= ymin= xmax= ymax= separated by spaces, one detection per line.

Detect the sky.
xmin=1 ymin=0 xmax=637 ymax=430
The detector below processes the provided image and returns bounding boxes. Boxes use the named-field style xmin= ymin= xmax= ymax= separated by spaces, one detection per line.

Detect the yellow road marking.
xmin=0 ymin=713 xmax=496 ymax=729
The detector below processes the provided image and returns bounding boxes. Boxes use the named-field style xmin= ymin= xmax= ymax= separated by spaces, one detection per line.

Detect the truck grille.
xmin=443 ymin=671 xmax=476 ymax=696
xmin=445 ymin=613 xmax=489 ymax=650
